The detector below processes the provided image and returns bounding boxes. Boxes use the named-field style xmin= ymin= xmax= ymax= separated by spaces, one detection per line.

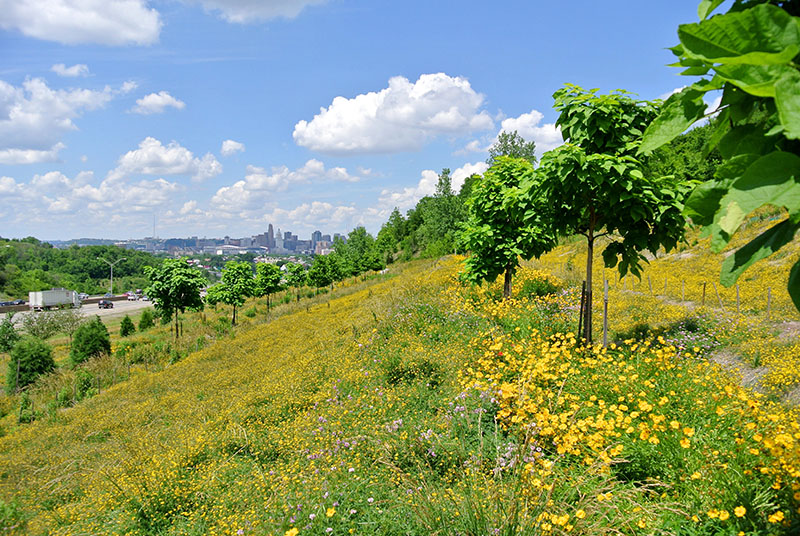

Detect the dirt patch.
xmin=711 ymin=350 xmax=768 ymax=394
xmin=783 ymin=386 xmax=800 ymax=407
xmin=775 ymin=320 xmax=800 ymax=342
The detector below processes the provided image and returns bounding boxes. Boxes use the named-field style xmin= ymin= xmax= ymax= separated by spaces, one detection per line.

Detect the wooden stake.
xmin=681 ymin=280 xmax=685 ymax=301
xmin=648 ymin=275 xmax=653 ymax=295
xmin=713 ymin=282 xmax=724 ymax=311
xmin=736 ymin=285 xmax=740 ymax=315
xmin=702 ymin=282 xmax=707 ymax=307
xmin=577 ymin=281 xmax=586 ymax=340
xmin=603 ymin=278 xmax=609 ymax=348
xmin=663 ymin=276 xmax=667 ymax=296
xmin=767 ymin=287 xmax=772 ymax=320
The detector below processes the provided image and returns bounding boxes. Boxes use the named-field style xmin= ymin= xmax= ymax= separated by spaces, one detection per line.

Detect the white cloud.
xmin=0 ymin=0 xmax=162 ymax=46
xmin=108 ymin=137 xmax=222 ymax=182
xmin=0 ymin=78 xmax=130 ymax=164
xmin=184 ymin=0 xmax=327 ymax=22
xmin=293 ymin=73 xmax=494 ymax=154
xmin=497 ymin=110 xmax=562 ymax=158
xmin=211 ymin=159 xmax=360 ymax=211
xmin=51 ymin=63 xmax=89 ymax=77
xmin=451 ymin=161 xmax=488 ymax=192
xmin=0 ymin=143 xmax=65 ymax=164
xmin=130 ymin=91 xmax=186 ymax=115
xmin=221 ymin=139 xmax=245 ymax=156
xmin=378 ymin=169 xmax=439 ymax=212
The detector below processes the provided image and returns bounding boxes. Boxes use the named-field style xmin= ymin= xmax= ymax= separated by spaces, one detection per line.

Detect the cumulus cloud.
xmin=293 ymin=73 xmax=494 ymax=154
xmin=460 ymin=109 xmax=563 ymax=160
xmin=377 ymin=169 xmax=439 ymax=212
xmin=184 ymin=0 xmax=327 ymax=22
xmin=108 ymin=137 xmax=222 ymax=182
xmin=211 ymin=159 xmax=360 ymax=212
xmin=51 ymin=63 xmax=89 ymax=77
xmin=221 ymin=139 xmax=245 ymax=156
xmin=130 ymin=91 xmax=186 ymax=115
xmin=0 ymin=0 xmax=162 ymax=46
xmin=451 ymin=161 xmax=488 ymax=192
xmin=0 ymin=78 xmax=132 ymax=164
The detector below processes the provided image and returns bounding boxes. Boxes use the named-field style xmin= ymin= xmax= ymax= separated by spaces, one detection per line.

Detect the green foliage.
xmin=70 ymin=316 xmax=111 ymax=366
xmin=486 ymin=130 xmax=537 ymax=165
xmin=537 ymin=84 xmax=688 ymax=341
xmin=254 ymin=262 xmax=283 ymax=311
xmin=641 ymin=122 xmax=721 ymax=184
xmin=460 ymin=156 xmax=556 ymax=298
xmin=144 ymin=258 xmax=206 ymax=337
xmin=6 ymin=336 xmax=54 ymax=393
xmin=20 ymin=311 xmax=64 ymax=340
xmin=205 ymin=261 xmax=255 ymax=325
xmin=0 ymin=497 xmax=27 ymax=532
xmin=307 ymin=254 xmax=337 ymax=290
xmin=120 ymin=315 xmax=136 ymax=337
xmin=0 ymin=313 xmax=19 ymax=353
xmin=138 ymin=308 xmax=155 ymax=331
xmin=641 ymin=1 xmax=800 ymax=310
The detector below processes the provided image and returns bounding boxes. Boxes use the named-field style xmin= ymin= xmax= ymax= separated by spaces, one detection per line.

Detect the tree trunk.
xmin=503 ymin=265 xmax=513 ymax=299
xmin=584 ymin=235 xmax=594 ymax=344
xmin=232 ymin=304 xmax=237 ymax=326
xmin=267 ymin=294 xmax=270 ymax=313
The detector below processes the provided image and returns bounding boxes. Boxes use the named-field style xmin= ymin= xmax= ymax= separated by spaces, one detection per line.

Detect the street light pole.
xmin=101 ymin=257 xmax=126 ymax=295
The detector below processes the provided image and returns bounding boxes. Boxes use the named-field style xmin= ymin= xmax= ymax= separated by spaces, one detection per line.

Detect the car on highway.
xmin=127 ymin=294 xmax=138 ymax=301
xmin=78 ymin=293 xmax=89 ymax=300
xmin=103 ymin=292 xmax=114 ymax=298
xmin=98 ymin=300 xmax=113 ymax=309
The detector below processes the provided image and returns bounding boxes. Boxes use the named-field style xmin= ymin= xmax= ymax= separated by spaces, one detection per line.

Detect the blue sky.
xmin=1 ymin=0 xmax=711 ymax=241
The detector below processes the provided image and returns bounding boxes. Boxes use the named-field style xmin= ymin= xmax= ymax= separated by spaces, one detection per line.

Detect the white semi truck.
xmin=28 ymin=289 xmax=80 ymax=311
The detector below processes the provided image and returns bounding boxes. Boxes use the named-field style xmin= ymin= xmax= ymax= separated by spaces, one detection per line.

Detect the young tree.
xmin=70 ymin=316 xmax=111 ymax=366
xmin=487 ymin=130 xmax=537 ymax=166
xmin=641 ymin=1 xmax=800 ymax=310
xmin=0 ymin=313 xmax=19 ymax=353
xmin=52 ymin=307 xmax=85 ymax=348
xmin=285 ymin=263 xmax=307 ymax=302
xmin=460 ymin=156 xmax=556 ymax=298
xmin=20 ymin=311 xmax=62 ymax=340
xmin=6 ymin=336 xmax=54 ymax=393
xmin=307 ymin=254 xmax=336 ymax=293
xmin=144 ymin=258 xmax=206 ymax=338
xmin=138 ymin=308 xmax=155 ymax=331
xmin=537 ymin=85 xmax=687 ymax=342
xmin=120 ymin=315 xmax=136 ymax=337
xmin=254 ymin=262 xmax=283 ymax=312
xmin=205 ymin=261 xmax=255 ymax=326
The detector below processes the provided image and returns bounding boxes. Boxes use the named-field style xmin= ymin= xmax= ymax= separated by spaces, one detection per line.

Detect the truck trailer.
xmin=28 ymin=289 xmax=80 ymax=311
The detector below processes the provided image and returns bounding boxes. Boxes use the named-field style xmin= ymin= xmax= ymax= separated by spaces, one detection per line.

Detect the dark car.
xmin=98 ymin=300 xmax=114 ymax=309
xmin=12 ymin=299 xmax=25 ymax=305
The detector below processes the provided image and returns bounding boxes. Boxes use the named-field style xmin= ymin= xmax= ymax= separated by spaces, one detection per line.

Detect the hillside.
xmin=0 ymin=222 xmax=799 ymax=534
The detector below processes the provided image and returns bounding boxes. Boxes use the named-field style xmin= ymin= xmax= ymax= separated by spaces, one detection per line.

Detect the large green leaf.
xmin=684 ymin=179 xmax=730 ymax=226
xmin=789 ymin=259 xmax=800 ymax=311
xmin=713 ymin=64 xmax=794 ymax=97
xmin=720 ymin=218 xmax=800 ymax=286
xmin=639 ymin=86 xmax=707 ymax=154
xmin=698 ymin=0 xmax=725 ymax=20
xmin=678 ymin=4 xmax=800 ymax=65
xmin=716 ymin=151 xmax=800 ymax=238
xmin=775 ymin=68 xmax=800 ymax=140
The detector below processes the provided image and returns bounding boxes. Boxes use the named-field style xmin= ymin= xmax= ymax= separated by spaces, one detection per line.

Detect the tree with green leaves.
xmin=537 ymin=84 xmax=687 ymax=342
xmin=6 ymin=336 xmax=54 ymax=393
xmin=20 ymin=311 xmax=63 ymax=340
xmin=144 ymin=259 xmax=206 ymax=338
xmin=641 ymin=0 xmax=800 ymax=310
xmin=138 ymin=308 xmax=155 ymax=331
xmin=460 ymin=156 xmax=556 ymax=299
xmin=285 ymin=263 xmax=308 ymax=302
xmin=0 ymin=313 xmax=19 ymax=353
xmin=255 ymin=262 xmax=283 ymax=312
xmin=70 ymin=316 xmax=111 ymax=366
xmin=205 ymin=261 xmax=255 ymax=326
xmin=486 ymin=130 xmax=537 ymax=166
xmin=120 ymin=315 xmax=135 ymax=337
xmin=307 ymin=254 xmax=337 ymax=293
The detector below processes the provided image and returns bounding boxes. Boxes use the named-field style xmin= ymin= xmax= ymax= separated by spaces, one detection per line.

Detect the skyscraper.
xmin=267 ymin=223 xmax=275 ymax=249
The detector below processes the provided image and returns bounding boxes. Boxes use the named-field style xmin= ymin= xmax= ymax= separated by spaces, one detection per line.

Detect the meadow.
xmin=0 ymin=218 xmax=799 ymax=535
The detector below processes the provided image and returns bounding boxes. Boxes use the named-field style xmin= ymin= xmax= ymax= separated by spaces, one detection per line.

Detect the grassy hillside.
xmin=0 ymin=220 xmax=799 ymax=535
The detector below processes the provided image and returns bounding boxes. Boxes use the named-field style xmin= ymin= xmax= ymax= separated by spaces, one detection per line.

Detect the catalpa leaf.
xmin=698 ymin=0 xmax=725 ymax=20
xmin=684 ymin=179 xmax=730 ymax=226
xmin=775 ymin=68 xmax=800 ymax=140
xmin=639 ymin=86 xmax=707 ymax=154
xmin=716 ymin=151 xmax=800 ymax=238
xmin=714 ymin=64 xmax=794 ymax=98
xmin=720 ymin=219 xmax=800 ymax=286
xmin=678 ymin=4 xmax=800 ymax=65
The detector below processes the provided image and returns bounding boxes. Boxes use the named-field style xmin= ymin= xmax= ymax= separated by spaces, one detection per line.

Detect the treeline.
xmin=0 ymin=239 xmax=163 ymax=299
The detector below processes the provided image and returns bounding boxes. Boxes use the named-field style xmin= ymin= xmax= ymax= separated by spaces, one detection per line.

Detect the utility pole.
xmin=101 ymin=257 xmax=126 ymax=294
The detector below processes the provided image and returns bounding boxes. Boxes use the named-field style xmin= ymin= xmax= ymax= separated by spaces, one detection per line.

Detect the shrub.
xmin=138 ymin=309 xmax=155 ymax=331
xmin=70 ymin=317 xmax=111 ymax=366
xmin=5 ymin=337 xmax=55 ymax=393
xmin=120 ymin=315 xmax=136 ymax=337
xmin=0 ymin=313 xmax=19 ymax=353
